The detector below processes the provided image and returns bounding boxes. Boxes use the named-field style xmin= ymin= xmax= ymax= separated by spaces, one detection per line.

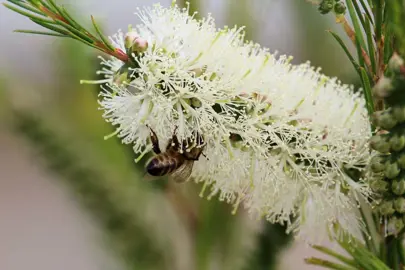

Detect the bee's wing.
xmin=168 ymin=160 xmax=194 ymax=183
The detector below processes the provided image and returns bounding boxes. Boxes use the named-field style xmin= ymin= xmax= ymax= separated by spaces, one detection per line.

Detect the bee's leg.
xmin=166 ymin=126 xmax=180 ymax=151
xmin=147 ymin=126 xmax=161 ymax=154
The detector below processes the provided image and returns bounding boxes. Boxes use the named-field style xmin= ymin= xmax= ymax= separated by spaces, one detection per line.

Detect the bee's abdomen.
xmin=146 ymin=153 xmax=183 ymax=176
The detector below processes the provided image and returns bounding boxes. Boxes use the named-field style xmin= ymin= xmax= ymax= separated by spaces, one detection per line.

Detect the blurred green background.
xmin=0 ymin=1 xmax=357 ymax=269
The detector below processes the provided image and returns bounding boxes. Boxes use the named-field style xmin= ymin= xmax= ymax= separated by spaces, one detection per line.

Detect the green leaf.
xmin=305 ymin=257 xmax=357 ymax=270
xmin=91 ymin=15 xmax=116 ymax=52
xmin=328 ymin=31 xmax=361 ymax=77
xmin=337 ymin=235 xmax=390 ymax=270
xmin=60 ymin=7 xmax=86 ymax=32
xmin=14 ymin=29 xmax=67 ymax=37
xmin=351 ymin=0 xmax=367 ymax=33
xmin=374 ymin=0 xmax=383 ymax=41
xmin=364 ymin=15 xmax=377 ymax=74
xmin=7 ymin=0 xmax=43 ymax=16
xmin=311 ymin=245 xmax=359 ymax=268
xmin=346 ymin=0 xmax=368 ymax=54
xmin=54 ymin=19 xmax=94 ymax=44
xmin=30 ymin=18 xmax=69 ymax=36
xmin=358 ymin=0 xmax=374 ymax=25
xmin=360 ymin=67 xmax=375 ymax=115
xmin=3 ymin=2 xmax=55 ymax=24
xmin=355 ymin=35 xmax=365 ymax=68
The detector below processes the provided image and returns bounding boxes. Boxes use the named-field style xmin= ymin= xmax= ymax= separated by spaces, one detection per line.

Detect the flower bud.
xmin=373 ymin=76 xmax=393 ymax=98
xmin=386 ymin=216 xmax=404 ymax=236
xmin=379 ymin=200 xmax=395 ymax=216
xmin=318 ymin=0 xmax=334 ymax=14
xmin=398 ymin=153 xmax=405 ymax=168
xmin=370 ymin=155 xmax=387 ymax=173
xmin=385 ymin=160 xmax=401 ymax=179
xmin=125 ymin=31 xmax=140 ymax=49
xmin=125 ymin=31 xmax=148 ymax=53
xmin=131 ymin=37 xmax=148 ymax=53
xmin=388 ymin=53 xmax=404 ymax=73
xmin=390 ymin=134 xmax=405 ymax=152
xmin=393 ymin=106 xmax=405 ymax=123
xmin=334 ymin=1 xmax=346 ymax=14
xmin=394 ymin=198 xmax=405 ymax=213
xmin=392 ymin=178 xmax=405 ymax=195
xmin=372 ymin=110 xmax=397 ymax=130
xmin=369 ymin=135 xmax=390 ymax=153
xmin=370 ymin=179 xmax=388 ymax=192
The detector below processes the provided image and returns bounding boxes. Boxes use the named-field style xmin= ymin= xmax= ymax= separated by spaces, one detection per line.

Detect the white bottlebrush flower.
xmin=94 ymin=2 xmax=373 ymax=243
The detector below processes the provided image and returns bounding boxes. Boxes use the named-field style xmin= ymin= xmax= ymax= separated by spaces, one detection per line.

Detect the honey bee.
xmin=145 ymin=127 xmax=205 ymax=183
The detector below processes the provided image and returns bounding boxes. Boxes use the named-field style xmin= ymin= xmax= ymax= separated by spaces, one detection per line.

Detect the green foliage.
xmin=308 ymin=0 xmax=405 ymax=269
xmin=3 ymin=0 xmax=129 ymax=61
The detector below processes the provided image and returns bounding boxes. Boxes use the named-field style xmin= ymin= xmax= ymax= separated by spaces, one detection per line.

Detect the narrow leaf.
xmin=360 ymin=67 xmax=374 ymax=115
xmin=328 ymin=31 xmax=361 ymax=77
xmin=311 ymin=245 xmax=359 ymax=268
xmin=359 ymin=0 xmax=374 ymax=25
xmin=305 ymin=258 xmax=357 ymax=270
xmin=54 ymin=19 xmax=94 ymax=44
xmin=91 ymin=15 xmax=116 ymax=51
xmin=345 ymin=0 xmax=368 ymax=54
xmin=60 ymin=7 xmax=86 ymax=32
xmin=374 ymin=0 xmax=383 ymax=40
xmin=384 ymin=24 xmax=393 ymax=65
xmin=44 ymin=0 xmax=63 ymax=14
xmin=14 ymin=29 xmax=67 ymax=37
xmin=351 ymin=0 xmax=367 ymax=32
xmin=7 ymin=0 xmax=43 ymax=16
xmin=3 ymin=3 xmax=55 ymax=24
xmin=30 ymin=18 xmax=69 ymax=36
xmin=364 ymin=15 xmax=377 ymax=74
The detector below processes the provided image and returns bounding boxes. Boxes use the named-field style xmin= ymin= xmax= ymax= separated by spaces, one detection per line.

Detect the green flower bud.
xmin=394 ymin=198 xmax=405 ymax=213
xmin=370 ymin=155 xmax=387 ymax=173
xmin=386 ymin=216 xmax=404 ymax=236
xmin=370 ymin=179 xmax=388 ymax=192
xmin=369 ymin=135 xmax=390 ymax=153
xmin=379 ymin=200 xmax=395 ymax=216
xmin=318 ymin=0 xmax=335 ymax=14
xmin=390 ymin=134 xmax=405 ymax=152
xmin=385 ymin=160 xmax=400 ymax=179
xmin=334 ymin=1 xmax=346 ymax=14
xmin=388 ymin=53 xmax=404 ymax=73
xmin=398 ymin=153 xmax=405 ymax=168
xmin=393 ymin=106 xmax=405 ymax=123
xmin=373 ymin=77 xmax=393 ymax=98
xmin=392 ymin=178 xmax=405 ymax=195
xmin=372 ymin=110 xmax=397 ymax=130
